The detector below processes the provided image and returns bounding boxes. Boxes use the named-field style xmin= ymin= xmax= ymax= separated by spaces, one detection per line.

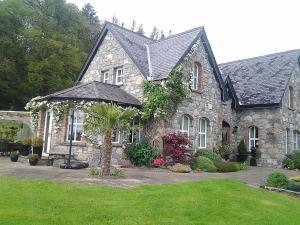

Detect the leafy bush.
xmin=282 ymin=157 xmax=295 ymax=170
xmin=89 ymin=167 xmax=99 ymax=176
xmin=237 ymin=162 xmax=248 ymax=170
xmin=10 ymin=151 xmax=19 ymax=158
xmin=125 ymin=141 xmax=160 ymax=167
xmin=266 ymin=172 xmax=288 ymax=188
xmin=22 ymin=138 xmax=32 ymax=146
xmin=237 ymin=140 xmax=247 ymax=154
xmin=32 ymin=138 xmax=43 ymax=147
xmin=188 ymin=157 xmax=198 ymax=170
xmin=196 ymin=156 xmax=217 ymax=172
xmin=251 ymin=147 xmax=261 ymax=159
xmin=194 ymin=149 xmax=222 ymax=162
xmin=111 ymin=168 xmax=125 ymax=177
xmin=162 ymin=133 xmax=191 ymax=164
xmin=152 ymin=158 xmax=167 ymax=167
xmin=28 ymin=154 xmax=39 ymax=161
xmin=214 ymin=161 xmax=240 ymax=172
xmin=290 ymin=176 xmax=300 ymax=182
xmin=215 ymin=144 xmax=233 ymax=159
xmin=287 ymin=180 xmax=300 ymax=192
xmin=284 ymin=151 xmax=300 ymax=169
xmin=169 ymin=163 xmax=191 ymax=173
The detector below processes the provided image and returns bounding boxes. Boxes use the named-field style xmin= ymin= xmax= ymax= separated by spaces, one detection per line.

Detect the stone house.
xmin=36 ymin=22 xmax=300 ymax=166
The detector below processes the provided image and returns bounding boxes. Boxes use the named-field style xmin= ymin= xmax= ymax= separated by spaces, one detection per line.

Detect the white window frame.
xmin=191 ymin=63 xmax=199 ymax=90
xmin=180 ymin=115 xmax=190 ymax=137
xmin=293 ymin=130 xmax=299 ymax=151
xmin=285 ymin=128 xmax=289 ymax=154
xmin=103 ymin=71 xmax=109 ymax=83
xmin=198 ymin=118 xmax=208 ymax=149
xmin=115 ymin=68 xmax=123 ymax=85
xmin=288 ymin=86 xmax=294 ymax=109
xmin=248 ymin=126 xmax=259 ymax=150
xmin=67 ymin=109 xmax=84 ymax=142
xmin=128 ymin=119 xmax=141 ymax=143
xmin=112 ymin=131 xmax=121 ymax=144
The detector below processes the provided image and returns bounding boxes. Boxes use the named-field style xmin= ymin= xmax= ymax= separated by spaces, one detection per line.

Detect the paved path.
xmin=0 ymin=157 xmax=299 ymax=188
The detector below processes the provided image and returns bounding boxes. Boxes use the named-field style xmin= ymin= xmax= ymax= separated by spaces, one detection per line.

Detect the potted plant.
xmin=236 ymin=139 xmax=248 ymax=163
xmin=28 ymin=154 xmax=39 ymax=166
xmin=250 ymin=147 xmax=261 ymax=166
xmin=20 ymin=138 xmax=32 ymax=156
xmin=10 ymin=151 xmax=19 ymax=162
xmin=32 ymin=138 xmax=43 ymax=158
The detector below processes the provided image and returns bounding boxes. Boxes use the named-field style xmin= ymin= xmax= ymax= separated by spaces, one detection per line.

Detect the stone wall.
xmin=81 ymin=31 xmax=145 ymax=100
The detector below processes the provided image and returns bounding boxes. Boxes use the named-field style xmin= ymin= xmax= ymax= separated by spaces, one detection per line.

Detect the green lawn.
xmin=0 ymin=178 xmax=299 ymax=225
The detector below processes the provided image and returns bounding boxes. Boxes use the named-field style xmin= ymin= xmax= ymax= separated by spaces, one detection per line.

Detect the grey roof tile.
xmin=46 ymin=81 xmax=140 ymax=106
xmin=219 ymin=49 xmax=300 ymax=106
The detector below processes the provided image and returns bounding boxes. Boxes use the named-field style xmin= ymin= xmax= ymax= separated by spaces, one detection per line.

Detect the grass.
xmin=0 ymin=178 xmax=300 ymax=225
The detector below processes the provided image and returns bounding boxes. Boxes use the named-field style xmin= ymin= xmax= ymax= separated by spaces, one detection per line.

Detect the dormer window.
xmin=102 ymin=71 xmax=109 ymax=83
xmin=115 ymin=67 xmax=123 ymax=85
xmin=192 ymin=62 xmax=202 ymax=91
xmin=288 ymin=86 xmax=294 ymax=109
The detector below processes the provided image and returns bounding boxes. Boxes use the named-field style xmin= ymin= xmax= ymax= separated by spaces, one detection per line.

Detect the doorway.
xmin=43 ymin=110 xmax=53 ymax=155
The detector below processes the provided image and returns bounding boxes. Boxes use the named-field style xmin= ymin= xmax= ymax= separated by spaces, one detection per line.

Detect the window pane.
xmin=200 ymin=119 xmax=206 ymax=133
xmin=75 ymin=125 xmax=83 ymax=141
xmin=200 ymin=134 xmax=205 ymax=148
xmin=183 ymin=116 xmax=189 ymax=131
xmin=249 ymin=127 xmax=254 ymax=138
xmin=77 ymin=111 xmax=84 ymax=123
xmin=255 ymin=127 xmax=258 ymax=138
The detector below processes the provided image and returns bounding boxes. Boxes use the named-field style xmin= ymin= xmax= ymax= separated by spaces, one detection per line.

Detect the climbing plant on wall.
xmin=141 ymin=68 xmax=189 ymax=121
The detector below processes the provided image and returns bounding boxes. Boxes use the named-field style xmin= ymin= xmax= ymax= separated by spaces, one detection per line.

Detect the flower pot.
xmin=19 ymin=145 xmax=30 ymax=156
xmin=236 ymin=154 xmax=248 ymax=163
xmin=32 ymin=146 xmax=42 ymax=158
xmin=250 ymin=157 xmax=257 ymax=166
xmin=10 ymin=156 xmax=18 ymax=162
xmin=29 ymin=159 xmax=38 ymax=166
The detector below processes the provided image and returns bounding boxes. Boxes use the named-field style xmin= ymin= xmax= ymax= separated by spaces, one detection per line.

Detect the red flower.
xmin=152 ymin=158 xmax=167 ymax=167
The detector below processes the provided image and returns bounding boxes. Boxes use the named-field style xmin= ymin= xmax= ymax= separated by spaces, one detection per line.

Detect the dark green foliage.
xmin=28 ymin=153 xmax=39 ymax=161
xmin=237 ymin=139 xmax=247 ymax=154
xmin=287 ymin=180 xmax=300 ymax=192
xmin=266 ymin=172 xmax=288 ymax=189
xmin=284 ymin=152 xmax=300 ymax=169
xmin=195 ymin=156 xmax=217 ymax=172
xmin=214 ymin=162 xmax=240 ymax=173
xmin=10 ymin=151 xmax=19 ymax=158
xmin=125 ymin=141 xmax=160 ymax=167
xmin=188 ymin=157 xmax=197 ymax=170
xmin=194 ymin=149 xmax=222 ymax=162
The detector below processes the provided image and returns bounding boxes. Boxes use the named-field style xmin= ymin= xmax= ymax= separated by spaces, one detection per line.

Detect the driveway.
xmin=0 ymin=157 xmax=299 ymax=188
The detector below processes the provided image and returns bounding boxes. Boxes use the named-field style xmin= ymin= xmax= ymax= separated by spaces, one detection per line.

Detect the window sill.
xmin=191 ymin=89 xmax=203 ymax=94
xmin=288 ymin=107 xmax=295 ymax=111
xmin=61 ymin=142 xmax=87 ymax=147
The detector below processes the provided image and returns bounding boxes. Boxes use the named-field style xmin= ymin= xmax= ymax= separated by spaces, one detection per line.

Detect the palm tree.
xmin=84 ymin=103 xmax=137 ymax=176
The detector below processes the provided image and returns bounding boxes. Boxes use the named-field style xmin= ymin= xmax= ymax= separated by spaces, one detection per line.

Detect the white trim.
xmin=43 ymin=110 xmax=53 ymax=156
xmin=180 ymin=115 xmax=190 ymax=137
xmin=198 ymin=118 xmax=208 ymax=149
xmin=293 ymin=130 xmax=299 ymax=151
xmin=112 ymin=131 xmax=121 ymax=144
xmin=67 ymin=110 xmax=84 ymax=142
xmin=191 ymin=63 xmax=199 ymax=90
xmin=285 ymin=128 xmax=289 ymax=154
xmin=248 ymin=126 xmax=259 ymax=150
xmin=103 ymin=71 xmax=109 ymax=83
xmin=115 ymin=68 xmax=123 ymax=85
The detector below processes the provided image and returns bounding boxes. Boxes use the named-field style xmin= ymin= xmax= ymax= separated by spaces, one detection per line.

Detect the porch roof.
xmin=44 ymin=81 xmax=141 ymax=107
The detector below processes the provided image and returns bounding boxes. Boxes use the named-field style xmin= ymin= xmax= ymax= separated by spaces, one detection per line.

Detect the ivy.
xmin=141 ymin=68 xmax=189 ymax=121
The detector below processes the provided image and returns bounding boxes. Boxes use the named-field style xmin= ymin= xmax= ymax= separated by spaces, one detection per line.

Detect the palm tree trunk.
xmin=100 ymin=129 xmax=112 ymax=176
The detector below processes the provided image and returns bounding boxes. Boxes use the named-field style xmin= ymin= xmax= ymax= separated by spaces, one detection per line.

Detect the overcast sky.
xmin=67 ymin=0 xmax=300 ymax=63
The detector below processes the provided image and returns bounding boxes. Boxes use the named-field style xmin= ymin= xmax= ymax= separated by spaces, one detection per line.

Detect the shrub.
xmin=237 ymin=139 xmax=247 ymax=154
xmin=169 ymin=163 xmax=191 ymax=173
xmin=237 ymin=162 xmax=248 ymax=170
xmin=289 ymin=176 xmax=300 ymax=182
xmin=111 ymin=168 xmax=125 ymax=177
xmin=125 ymin=141 xmax=160 ymax=167
xmin=282 ymin=157 xmax=295 ymax=170
xmin=162 ymin=133 xmax=191 ymax=164
xmin=32 ymin=138 xmax=43 ymax=147
xmin=251 ymin=147 xmax=261 ymax=159
xmin=266 ymin=172 xmax=288 ymax=188
xmin=89 ymin=167 xmax=99 ymax=176
xmin=28 ymin=154 xmax=39 ymax=161
xmin=188 ymin=157 xmax=198 ymax=170
xmin=287 ymin=180 xmax=300 ymax=192
xmin=196 ymin=156 xmax=217 ymax=172
xmin=194 ymin=149 xmax=222 ymax=162
xmin=215 ymin=144 xmax=233 ymax=159
xmin=22 ymin=138 xmax=32 ymax=146
xmin=10 ymin=151 xmax=19 ymax=158
xmin=152 ymin=158 xmax=167 ymax=167
xmin=214 ymin=161 xmax=240 ymax=172
xmin=285 ymin=151 xmax=300 ymax=169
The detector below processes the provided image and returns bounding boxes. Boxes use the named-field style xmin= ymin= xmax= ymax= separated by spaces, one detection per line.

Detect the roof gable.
xmin=219 ymin=49 xmax=300 ymax=108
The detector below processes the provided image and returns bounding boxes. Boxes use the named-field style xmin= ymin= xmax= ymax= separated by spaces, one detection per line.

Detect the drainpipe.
xmin=145 ymin=44 xmax=153 ymax=80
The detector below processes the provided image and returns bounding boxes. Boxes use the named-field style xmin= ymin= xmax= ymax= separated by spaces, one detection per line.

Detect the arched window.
xmin=180 ymin=115 xmax=190 ymax=137
xmin=293 ymin=130 xmax=300 ymax=151
xmin=248 ymin=126 xmax=259 ymax=150
xmin=192 ymin=62 xmax=202 ymax=91
xmin=199 ymin=118 xmax=209 ymax=149
xmin=288 ymin=86 xmax=294 ymax=109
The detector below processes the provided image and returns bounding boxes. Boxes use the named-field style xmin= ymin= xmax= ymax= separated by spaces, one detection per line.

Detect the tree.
xmin=112 ymin=15 xmax=118 ymax=24
xmin=82 ymin=3 xmax=102 ymax=44
xmin=84 ymin=103 xmax=137 ymax=176
xmin=130 ymin=19 xmax=136 ymax=31
xmin=137 ymin=24 xmax=145 ymax=35
xmin=150 ymin=26 xmax=159 ymax=40
xmin=160 ymin=30 xmax=165 ymax=39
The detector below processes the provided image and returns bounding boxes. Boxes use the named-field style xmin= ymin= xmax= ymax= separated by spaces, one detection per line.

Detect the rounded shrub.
xmin=285 ymin=152 xmax=300 ymax=169
xmin=214 ymin=161 xmax=240 ymax=172
xmin=266 ymin=172 xmax=288 ymax=188
xmin=282 ymin=157 xmax=295 ymax=170
xmin=287 ymin=180 xmax=300 ymax=192
xmin=194 ymin=149 xmax=222 ymax=162
xmin=196 ymin=156 xmax=217 ymax=172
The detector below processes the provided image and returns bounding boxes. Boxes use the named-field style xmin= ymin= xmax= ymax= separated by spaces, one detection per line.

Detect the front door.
xmin=43 ymin=110 xmax=53 ymax=155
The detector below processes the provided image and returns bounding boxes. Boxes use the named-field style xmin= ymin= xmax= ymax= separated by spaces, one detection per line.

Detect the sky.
xmin=67 ymin=0 xmax=300 ymax=63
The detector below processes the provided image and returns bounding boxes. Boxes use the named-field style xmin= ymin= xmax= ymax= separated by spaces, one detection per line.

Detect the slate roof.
xmin=219 ymin=49 xmax=300 ymax=107
xmin=45 ymin=81 xmax=141 ymax=106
